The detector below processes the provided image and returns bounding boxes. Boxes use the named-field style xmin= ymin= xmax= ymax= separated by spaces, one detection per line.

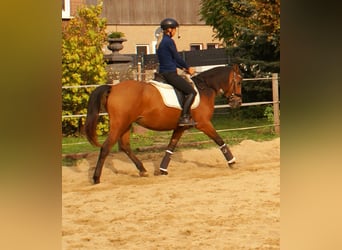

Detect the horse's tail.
xmin=85 ymin=85 xmax=111 ymax=147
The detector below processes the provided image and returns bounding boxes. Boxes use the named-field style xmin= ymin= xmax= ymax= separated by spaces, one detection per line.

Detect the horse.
xmin=85 ymin=64 xmax=243 ymax=184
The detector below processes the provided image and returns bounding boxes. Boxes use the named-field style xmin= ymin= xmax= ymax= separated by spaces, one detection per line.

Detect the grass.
xmin=62 ymin=115 xmax=279 ymax=156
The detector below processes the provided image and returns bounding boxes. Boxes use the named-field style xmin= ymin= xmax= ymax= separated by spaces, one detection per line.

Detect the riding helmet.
xmin=160 ymin=18 xmax=179 ymax=30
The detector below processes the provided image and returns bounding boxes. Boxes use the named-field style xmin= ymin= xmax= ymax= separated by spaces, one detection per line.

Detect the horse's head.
xmin=192 ymin=65 xmax=243 ymax=108
xmin=225 ymin=64 xmax=243 ymax=109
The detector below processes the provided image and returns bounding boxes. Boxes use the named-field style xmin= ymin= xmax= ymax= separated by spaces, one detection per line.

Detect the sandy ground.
xmin=62 ymin=138 xmax=280 ymax=249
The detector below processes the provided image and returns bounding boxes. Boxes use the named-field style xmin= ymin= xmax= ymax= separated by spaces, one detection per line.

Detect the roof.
xmin=86 ymin=0 xmax=205 ymax=25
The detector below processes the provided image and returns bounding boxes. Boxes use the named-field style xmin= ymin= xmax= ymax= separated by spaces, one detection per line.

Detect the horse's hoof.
xmin=154 ymin=169 xmax=168 ymax=176
xmin=93 ymin=178 xmax=100 ymax=184
xmin=139 ymin=171 xmax=149 ymax=177
xmin=227 ymin=157 xmax=236 ymax=168
xmin=228 ymin=161 xmax=238 ymax=169
xmin=228 ymin=162 xmax=236 ymax=168
xmin=160 ymin=169 xmax=168 ymax=175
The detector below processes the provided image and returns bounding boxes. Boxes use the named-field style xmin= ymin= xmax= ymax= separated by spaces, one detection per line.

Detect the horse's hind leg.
xmin=157 ymin=127 xmax=186 ymax=175
xmin=118 ymin=127 xmax=148 ymax=177
xmin=93 ymin=133 xmax=118 ymax=184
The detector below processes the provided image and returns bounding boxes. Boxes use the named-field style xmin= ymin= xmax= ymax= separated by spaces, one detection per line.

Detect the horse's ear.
xmin=232 ymin=64 xmax=242 ymax=75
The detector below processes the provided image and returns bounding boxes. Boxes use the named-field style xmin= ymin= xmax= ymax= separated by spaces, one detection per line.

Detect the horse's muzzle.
xmin=228 ymin=95 xmax=242 ymax=109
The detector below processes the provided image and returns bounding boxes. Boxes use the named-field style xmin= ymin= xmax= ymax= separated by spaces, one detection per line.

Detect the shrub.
xmin=62 ymin=2 xmax=108 ymax=136
xmin=263 ymin=105 xmax=274 ymax=122
xmin=108 ymin=31 xmax=125 ymax=38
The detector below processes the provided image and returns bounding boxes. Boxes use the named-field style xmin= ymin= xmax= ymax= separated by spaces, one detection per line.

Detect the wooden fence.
xmin=62 ymin=72 xmax=280 ymax=135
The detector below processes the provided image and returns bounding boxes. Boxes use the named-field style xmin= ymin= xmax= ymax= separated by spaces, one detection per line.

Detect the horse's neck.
xmin=192 ymin=77 xmax=218 ymax=98
xmin=192 ymin=76 xmax=206 ymax=90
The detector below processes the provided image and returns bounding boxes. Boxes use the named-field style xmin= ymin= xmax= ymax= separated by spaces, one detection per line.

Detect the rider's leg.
xmin=178 ymin=92 xmax=197 ymax=126
xmin=161 ymin=72 xmax=197 ymax=126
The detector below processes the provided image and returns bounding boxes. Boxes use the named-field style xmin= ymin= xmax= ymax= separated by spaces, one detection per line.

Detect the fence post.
xmin=137 ymin=62 xmax=141 ymax=81
xmin=272 ymin=73 xmax=280 ymax=135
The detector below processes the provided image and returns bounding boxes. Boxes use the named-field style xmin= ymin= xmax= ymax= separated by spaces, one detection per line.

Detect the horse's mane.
xmin=192 ymin=66 xmax=231 ymax=95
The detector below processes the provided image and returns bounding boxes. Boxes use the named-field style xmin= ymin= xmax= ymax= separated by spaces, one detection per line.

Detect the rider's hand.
xmin=187 ymin=67 xmax=195 ymax=76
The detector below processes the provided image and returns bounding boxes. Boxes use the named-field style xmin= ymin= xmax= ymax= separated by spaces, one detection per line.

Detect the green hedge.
xmin=62 ymin=2 xmax=108 ymax=136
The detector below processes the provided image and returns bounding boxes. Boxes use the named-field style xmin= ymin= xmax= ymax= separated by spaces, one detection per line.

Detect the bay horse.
xmin=85 ymin=64 xmax=243 ymax=184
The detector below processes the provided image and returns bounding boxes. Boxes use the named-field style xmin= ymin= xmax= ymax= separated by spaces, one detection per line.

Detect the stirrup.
xmin=178 ymin=116 xmax=197 ymax=127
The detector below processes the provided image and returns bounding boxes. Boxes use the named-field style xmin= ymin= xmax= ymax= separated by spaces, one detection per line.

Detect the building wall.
xmin=104 ymin=25 xmax=223 ymax=54
xmin=62 ymin=0 xmax=85 ymax=23
xmin=64 ymin=0 xmax=223 ymax=55
xmin=71 ymin=0 xmax=85 ymax=15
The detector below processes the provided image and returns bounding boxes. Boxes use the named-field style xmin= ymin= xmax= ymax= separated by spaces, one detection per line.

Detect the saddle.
xmin=149 ymin=72 xmax=200 ymax=110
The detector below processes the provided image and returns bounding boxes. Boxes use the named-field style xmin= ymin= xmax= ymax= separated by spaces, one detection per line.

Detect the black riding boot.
xmin=178 ymin=93 xmax=197 ymax=127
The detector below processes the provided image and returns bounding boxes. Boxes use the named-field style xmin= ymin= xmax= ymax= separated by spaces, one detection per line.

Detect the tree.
xmin=200 ymin=0 xmax=280 ymax=119
xmin=62 ymin=2 xmax=108 ymax=136
xmin=200 ymin=0 xmax=280 ymax=51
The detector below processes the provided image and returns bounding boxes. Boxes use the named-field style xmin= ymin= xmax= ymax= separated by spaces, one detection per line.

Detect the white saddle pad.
xmin=148 ymin=80 xmax=200 ymax=110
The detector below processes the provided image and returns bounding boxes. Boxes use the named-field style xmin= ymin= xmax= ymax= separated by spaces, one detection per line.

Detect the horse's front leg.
xmin=156 ymin=127 xmax=186 ymax=175
xmin=198 ymin=122 xmax=236 ymax=168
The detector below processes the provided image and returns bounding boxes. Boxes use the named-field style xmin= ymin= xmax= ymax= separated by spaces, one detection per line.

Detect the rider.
xmin=157 ymin=18 xmax=197 ymax=127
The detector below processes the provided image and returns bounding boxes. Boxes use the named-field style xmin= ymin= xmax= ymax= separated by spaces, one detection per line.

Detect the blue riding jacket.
xmin=157 ymin=35 xmax=189 ymax=73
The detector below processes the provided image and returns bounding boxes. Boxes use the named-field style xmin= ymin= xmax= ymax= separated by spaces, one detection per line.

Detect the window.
xmin=136 ymin=45 xmax=149 ymax=56
xmin=62 ymin=0 xmax=71 ymax=19
xmin=190 ymin=44 xmax=203 ymax=51
xmin=207 ymin=43 xmax=219 ymax=49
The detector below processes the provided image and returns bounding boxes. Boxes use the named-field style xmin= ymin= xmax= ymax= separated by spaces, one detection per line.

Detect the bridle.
xmin=224 ymin=69 xmax=242 ymax=101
